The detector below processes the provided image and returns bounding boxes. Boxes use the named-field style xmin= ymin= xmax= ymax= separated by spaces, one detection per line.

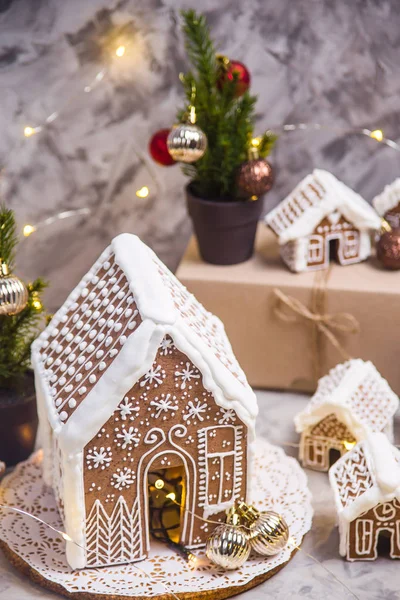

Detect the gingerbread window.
xmin=356 ymin=519 xmax=374 ymax=555
xmin=197 ymin=425 xmax=244 ymax=512
xmin=308 ymin=235 xmax=324 ymax=264
xmin=343 ymin=230 xmax=359 ymax=258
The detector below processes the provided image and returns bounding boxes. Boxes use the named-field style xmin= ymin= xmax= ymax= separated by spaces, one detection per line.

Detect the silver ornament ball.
xmin=0 ymin=263 xmax=28 ymax=316
xmin=167 ymin=123 xmax=207 ymax=163
xmin=206 ymin=523 xmax=251 ymax=570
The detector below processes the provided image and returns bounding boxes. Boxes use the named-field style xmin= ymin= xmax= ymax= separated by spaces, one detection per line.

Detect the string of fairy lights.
xmin=18 ymin=121 xmax=398 ymax=242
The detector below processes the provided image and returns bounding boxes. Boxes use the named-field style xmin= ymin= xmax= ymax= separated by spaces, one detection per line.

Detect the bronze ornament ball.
xmin=236 ymin=158 xmax=273 ymax=198
xmin=0 ymin=261 xmax=29 ymax=316
xmin=377 ymin=229 xmax=400 ymax=270
xmin=167 ymin=123 xmax=207 ymax=163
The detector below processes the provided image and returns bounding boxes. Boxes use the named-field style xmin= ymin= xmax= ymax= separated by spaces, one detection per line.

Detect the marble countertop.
xmin=0 ymin=389 xmax=397 ymax=600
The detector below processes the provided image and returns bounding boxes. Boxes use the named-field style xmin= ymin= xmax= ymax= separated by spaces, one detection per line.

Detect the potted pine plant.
xmin=0 ymin=206 xmax=47 ymax=466
xmin=149 ymin=10 xmax=277 ymax=265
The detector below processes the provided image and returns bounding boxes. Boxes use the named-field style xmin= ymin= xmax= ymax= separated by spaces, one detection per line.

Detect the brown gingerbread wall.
xmin=82 ymin=335 xmax=248 ymax=566
xmin=307 ymin=215 xmax=361 ymax=268
xmin=348 ymin=499 xmax=400 ymax=560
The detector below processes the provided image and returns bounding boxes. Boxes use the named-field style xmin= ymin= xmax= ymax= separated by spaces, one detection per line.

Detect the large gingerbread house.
xmin=294 ymin=360 xmax=399 ymax=471
xmin=265 ymin=169 xmax=381 ymax=272
xmin=329 ymin=433 xmax=400 ymax=561
xmin=32 ymin=234 xmax=258 ymax=569
xmin=372 ymin=178 xmax=400 ymax=228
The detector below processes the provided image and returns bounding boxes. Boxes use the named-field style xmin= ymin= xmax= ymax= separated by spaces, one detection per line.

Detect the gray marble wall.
xmin=0 ymin=0 xmax=399 ymax=310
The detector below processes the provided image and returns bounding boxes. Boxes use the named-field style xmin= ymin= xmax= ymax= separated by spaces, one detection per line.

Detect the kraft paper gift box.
xmin=176 ymin=225 xmax=400 ymax=394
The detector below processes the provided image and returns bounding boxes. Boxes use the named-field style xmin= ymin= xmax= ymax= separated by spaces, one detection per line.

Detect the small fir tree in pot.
xmin=149 ymin=10 xmax=277 ymax=265
xmin=0 ymin=206 xmax=47 ymax=465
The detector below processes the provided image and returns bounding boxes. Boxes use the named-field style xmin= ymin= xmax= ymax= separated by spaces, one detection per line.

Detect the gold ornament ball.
xmin=0 ymin=264 xmax=29 ymax=316
xmin=237 ymin=503 xmax=289 ymax=556
xmin=236 ymin=158 xmax=273 ymax=198
xmin=167 ymin=124 xmax=207 ymax=163
xmin=249 ymin=511 xmax=289 ymax=556
xmin=206 ymin=523 xmax=251 ymax=570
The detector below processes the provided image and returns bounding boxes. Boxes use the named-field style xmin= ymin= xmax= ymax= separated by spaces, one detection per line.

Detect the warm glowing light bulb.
xmin=61 ymin=532 xmax=73 ymax=542
xmin=115 ymin=45 xmax=126 ymax=58
xmin=23 ymin=224 xmax=36 ymax=237
xmin=155 ymin=479 xmax=164 ymax=490
xmin=343 ymin=440 xmax=356 ymax=451
xmin=32 ymin=299 xmax=42 ymax=310
xmin=24 ymin=126 xmax=35 ymax=137
xmin=370 ymin=129 xmax=383 ymax=142
xmin=166 ymin=492 xmax=176 ymax=501
xmin=251 ymin=137 xmax=261 ymax=147
xmin=136 ymin=186 xmax=149 ymax=198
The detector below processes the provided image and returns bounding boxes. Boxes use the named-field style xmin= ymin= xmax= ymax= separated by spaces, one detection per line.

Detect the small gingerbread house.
xmin=32 ymin=234 xmax=258 ymax=569
xmin=265 ymin=169 xmax=381 ymax=272
xmin=373 ymin=178 xmax=400 ymax=228
xmin=329 ymin=433 xmax=400 ymax=561
xmin=294 ymin=360 xmax=399 ymax=471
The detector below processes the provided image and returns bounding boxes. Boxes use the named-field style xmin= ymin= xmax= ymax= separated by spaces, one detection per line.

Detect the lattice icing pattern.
xmin=267 ymin=173 xmax=326 ymax=237
xmin=331 ymin=444 xmax=374 ymax=510
xmin=34 ymin=252 xmax=141 ymax=422
xmin=154 ymin=256 xmax=248 ymax=387
xmin=0 ymin=441 xmax=313 ymax=597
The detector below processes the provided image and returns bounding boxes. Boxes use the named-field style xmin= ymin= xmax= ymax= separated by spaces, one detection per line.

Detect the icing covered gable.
xmin=32 ymin=234 xmax=258 ymax=453
xmin=265 ymin=169 xmax=381 ymax=244
xmin=294 ymin=359 xmax=399 ymax=441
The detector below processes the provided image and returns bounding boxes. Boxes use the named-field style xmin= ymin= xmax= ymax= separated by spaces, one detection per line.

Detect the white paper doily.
xmin=0 ymin=439 xmax=312 ymax=598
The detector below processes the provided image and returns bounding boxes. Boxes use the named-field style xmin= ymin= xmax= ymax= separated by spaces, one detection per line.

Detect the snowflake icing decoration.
xmin=140 ymin=364 xmax=166 ymax=388
xmin=159 ymin=337 xmax=175 ymax=355
xmin=111 ymin=467 xmax=136 ymax=490
xmin=218 ymin=408 xmax=237 ymax=425
xmin=86 ymin=447 xmax=112 ymax=470
xmin=183 ymin=399 xmax=208 ymax=422
xmin=118 ymin=397 xmax=139 ymax=421
xmin=175 ymin=361 xmax=201 ymax=390
xmin=150 ymin=394 xmax=178 ymax=419
xmin=115 ymin=427 xmax=140 ymax=450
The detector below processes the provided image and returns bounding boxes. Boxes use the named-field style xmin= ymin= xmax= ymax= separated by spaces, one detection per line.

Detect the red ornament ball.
xmin=217 ymin=59 xmax=251 ymax=97
xmin=377 ymin=229 xmax=400 ymax=269
xmin=149 ymin=129 xmax=176 ymax=166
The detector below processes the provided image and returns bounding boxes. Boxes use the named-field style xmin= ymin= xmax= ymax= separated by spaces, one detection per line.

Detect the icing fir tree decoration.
xmin=32 ymin=232 xmax=257 ymax=569
xmin=265 ymin=169 xmax=382 ymax=273
xmin=0 ymin=258 xmax=28 ymax=316
xmin=216 ymin=55 xmax=251 ymax=98
xmin=167 ymin=84 xmax=207 ymax=164
xmin=329 ymin=432 xmax=400 ymax=561
xmin=236 ymin=137 xmax=274 ymax=199
xmin=294 ymin=359 xmax=399 ymax=472
xmin=236 ymin=502 xmax=289 ymax=556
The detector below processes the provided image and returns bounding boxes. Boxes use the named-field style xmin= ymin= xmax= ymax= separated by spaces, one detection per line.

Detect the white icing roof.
xmin=294 ymin=359 xmax=399 ymax=441
xmin=329 ymin=433 xmax=400 ymax=524
xmin=265 ymin=169 xmax=381 ymax=244
xmin=32 ymin=234 xmax=258 ymax=452
xmin=372 ymin=178 xmax=400 ymax=216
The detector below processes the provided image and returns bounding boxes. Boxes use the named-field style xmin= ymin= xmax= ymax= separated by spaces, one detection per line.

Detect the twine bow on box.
xmin=272 ymin=268 xmax=360 ymax=384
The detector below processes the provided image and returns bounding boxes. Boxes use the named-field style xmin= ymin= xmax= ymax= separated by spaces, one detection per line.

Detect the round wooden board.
xmin=0 ymin=539 xmax=297 ymax=600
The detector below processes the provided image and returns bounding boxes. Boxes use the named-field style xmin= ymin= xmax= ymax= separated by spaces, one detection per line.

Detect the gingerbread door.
xmin=137 ymin=425 xmax=197 ymax=552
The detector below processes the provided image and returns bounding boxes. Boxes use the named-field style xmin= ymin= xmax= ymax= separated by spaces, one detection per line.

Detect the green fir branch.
xmin=177 ymin=10 xmax=277 ymax=199
xmin=0 ymin=206 xmax=48 ymax=388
